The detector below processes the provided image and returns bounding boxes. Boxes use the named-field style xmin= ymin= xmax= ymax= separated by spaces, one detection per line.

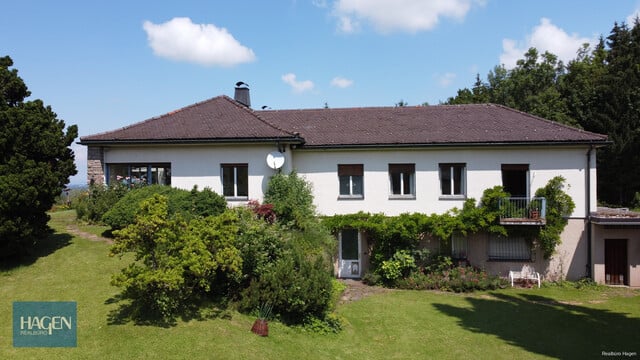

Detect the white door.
xmin=339 ymin=229 xmax=361 ymax=278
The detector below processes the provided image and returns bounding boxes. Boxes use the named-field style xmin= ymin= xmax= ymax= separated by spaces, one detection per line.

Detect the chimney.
xmin=234 ymin=82 xmax=251 ymax=108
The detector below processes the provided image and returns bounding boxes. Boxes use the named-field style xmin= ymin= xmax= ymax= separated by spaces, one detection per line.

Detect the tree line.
xmin=445 ymin=20 xmax=640 ymax=207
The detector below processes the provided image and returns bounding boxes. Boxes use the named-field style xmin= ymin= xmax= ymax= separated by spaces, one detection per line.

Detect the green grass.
xmin=1 ymin=210 xmax=639 ymax=359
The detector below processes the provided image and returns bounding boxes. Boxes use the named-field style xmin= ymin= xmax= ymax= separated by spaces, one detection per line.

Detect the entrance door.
xmin=605 ymin=239 xmax=628 ymax=285
xmin=339 ymin=229 xmax=361 ymax=278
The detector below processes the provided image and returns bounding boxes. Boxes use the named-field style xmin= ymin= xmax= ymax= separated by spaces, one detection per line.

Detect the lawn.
xmin=1 ymin=210 xmax=638 ymax=359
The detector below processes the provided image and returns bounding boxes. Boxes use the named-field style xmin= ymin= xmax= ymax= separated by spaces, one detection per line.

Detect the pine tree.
xmin=0 ymin=56 xmax=78 ymax=260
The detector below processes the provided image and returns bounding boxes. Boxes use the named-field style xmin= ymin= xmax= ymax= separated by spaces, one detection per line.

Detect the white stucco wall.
xmin=291 ymin=146 xmax=593 ymax=217
xmin=102 ymin=144 xmax=289 ymax=203
xmin=100 ymin=144 xmax=594 ymax=217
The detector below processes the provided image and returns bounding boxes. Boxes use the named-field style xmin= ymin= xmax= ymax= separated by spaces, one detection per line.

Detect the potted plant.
xmin=251 ymin=303 xmax=272 ymax=337
xmin=529 ymin=207 xmax=540 ymax=219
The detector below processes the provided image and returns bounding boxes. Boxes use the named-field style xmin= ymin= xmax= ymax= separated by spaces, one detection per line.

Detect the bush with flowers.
xmin=394 ymin=255 xmax=508 ymax=292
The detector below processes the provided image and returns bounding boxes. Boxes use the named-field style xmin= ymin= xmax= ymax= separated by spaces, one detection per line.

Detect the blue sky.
xmin=1 ymin=0 xmax=638 ymax=184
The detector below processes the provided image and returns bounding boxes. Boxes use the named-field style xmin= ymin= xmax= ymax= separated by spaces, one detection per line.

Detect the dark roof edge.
xmin=78 ymin=136 xmax=304 ymax=146
xmin=294 ymin=140 xmax=612 ymax=150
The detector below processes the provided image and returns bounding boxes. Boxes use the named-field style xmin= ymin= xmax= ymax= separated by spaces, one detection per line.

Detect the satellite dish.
xmin=266 ymin=151 xmax=285 ymax=169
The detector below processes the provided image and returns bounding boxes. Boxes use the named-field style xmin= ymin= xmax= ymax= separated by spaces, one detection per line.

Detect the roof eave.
xmin=295 ymin=139 xmax=611 ymax=150
xmin=78 ymin=136 xmax=304 ymax=146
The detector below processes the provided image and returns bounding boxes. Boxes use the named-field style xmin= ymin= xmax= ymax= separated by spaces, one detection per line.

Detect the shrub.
xmin=109 ymin=195 xmax=241 ymax=321
xmin=300 ymin=280 xmax=347 ymax=334
xmin=379 ymin=249 xmax=416 ymax=283
xmin=329 ymin=279 xmax=347 ymax=311
xmin=240 ymin=247 xmax=334 ymax=324
xmin=246 ymin=200 xmax=276 ymax=223
xmin=423 ymin=255 xmax=454 ymax=274
xmin=75 ymin=183 xmax=128 ymax=223
xmin=543 ymin=277 xmax=604 ymax=290
xmin=103 ymin=185 xmax=226 ymax=230
xmin=234 ymin=207 xmax=287 ymax=286
xmin=286 ymin=219 xmax=336 ymax=270
xmin=103 ymin=185 xmax=177 ymax=229
xmin=394 ymin=266 xmax=508 ymax=292
xmin=189 ymin=186 xmax=228 ymax=218
xmin=362 ymin=272 xmax=382 ymax=285
xmin=302 ymin=313 xmax=344 ymax=334
xmin=264 ymin=171 xmax=315 ymax=228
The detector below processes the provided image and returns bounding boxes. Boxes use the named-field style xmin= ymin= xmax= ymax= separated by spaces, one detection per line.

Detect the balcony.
xmin=499 ymin=197 xmax=546 ymax=225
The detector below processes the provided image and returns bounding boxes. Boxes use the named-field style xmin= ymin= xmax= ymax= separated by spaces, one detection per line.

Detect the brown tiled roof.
xmin=80 ymin=96 xmax=300 ymax=144
xmin=80 ymin=97 xmax=608 ymax=147
xmin=258 ymin=103 xmax=608 ymax=147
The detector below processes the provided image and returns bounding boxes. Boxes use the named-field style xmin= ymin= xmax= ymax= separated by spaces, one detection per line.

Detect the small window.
xmin=488 ymin=235 xmax=531 ymax=261
xmin=338 ymin=164 xmax=364 ymax=199
xmin=389 ymin=163 xmax=415 ymax=198
xmin=222 ymin=164 xmax=248 ymax=199
xmin=440 ymin=163 xmax=466 ymax=198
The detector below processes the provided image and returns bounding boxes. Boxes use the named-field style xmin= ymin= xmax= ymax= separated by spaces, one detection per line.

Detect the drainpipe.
xmin=586 ymin=145 xmax=594 ymax=279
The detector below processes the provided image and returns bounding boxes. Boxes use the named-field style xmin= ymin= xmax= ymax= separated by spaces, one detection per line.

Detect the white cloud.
xmin=627 ymin=8 xmax=640 ymax=25
xmin=331 ymin=76 xmax=354 ymax=88
xmin=282 ymin=73 xmax=315 ymax=93
xmin=331 ymin=0 xmax=481 ymax=34
xmin=436 ymin=72 xmax=456 ymax=87
xmin=312 ymin=0 xmax=328 ymax=8
xmin=338 ymin=15 xmax=359 ymax=33
xmin=500 ymin=18 xmax=595 ymax=69
xmin=142 ymin=17 xmax=256 ymax=67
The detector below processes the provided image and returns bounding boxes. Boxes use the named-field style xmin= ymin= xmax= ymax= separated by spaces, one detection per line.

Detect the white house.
xmin=80 ymin=86 xmax=640 ymax=287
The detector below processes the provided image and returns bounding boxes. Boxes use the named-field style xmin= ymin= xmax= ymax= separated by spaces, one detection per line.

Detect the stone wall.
xmin=87 ymin=146 xmax=105 ymax=185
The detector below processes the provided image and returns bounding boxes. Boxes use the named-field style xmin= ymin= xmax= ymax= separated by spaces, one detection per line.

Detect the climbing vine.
xmin=535 ymin=176 xmax=575 ymax=259
xmin=323 ymin=178 xmax=575 ymax=273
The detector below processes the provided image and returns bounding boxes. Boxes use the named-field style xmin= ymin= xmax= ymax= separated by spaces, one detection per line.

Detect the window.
xmin=338 ymin=164 xmax=364 ymax=199
xmin=150 ymin=165 xmax=171 ymax=185
xmin=451 ymin=233 xmax=468 ymax=259
xmin=107 ymin=163 xmax=171 ymax=186
xmin=389 ymin=163 xmax=415 ymax=198
xmin=222 ymin=164 xmax=248 ymax=199
xmin=440 ymin=163 xmax=466 ymax=198
xmin=488 ymin=235 xmax=531 ymax=261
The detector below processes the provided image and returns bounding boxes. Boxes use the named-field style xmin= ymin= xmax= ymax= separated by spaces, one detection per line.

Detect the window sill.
xmin=338 ymin=195 xmax=364 ymax=200
xmin=225 ymin=196 xmax=249 ymax=202
xmin=439 ymin=195 xmax=466 ymax=201
xmin=388 ymin=194 xmax=416 ymax=200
